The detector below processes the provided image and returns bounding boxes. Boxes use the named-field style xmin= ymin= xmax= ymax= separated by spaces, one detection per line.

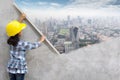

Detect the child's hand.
xmin=39 ymin=35 xmax=46 ymax=42
xmin=19 ymin=13 xmax=26 ymax=22
xmin=20 ymin=13 xmax=26 ymax=20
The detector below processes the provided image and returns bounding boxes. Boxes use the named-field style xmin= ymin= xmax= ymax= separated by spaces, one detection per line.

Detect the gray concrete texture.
xmin=0 ymin=0 xmax=120 ymax=80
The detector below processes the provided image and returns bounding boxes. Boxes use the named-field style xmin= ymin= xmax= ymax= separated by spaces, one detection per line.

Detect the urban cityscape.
xmin=31 ymin=16 xmax=120 ymax=53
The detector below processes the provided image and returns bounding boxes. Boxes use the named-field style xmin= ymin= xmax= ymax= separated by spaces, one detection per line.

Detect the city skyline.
xmin=15 ymin=0 xmax=120 ymax=53
xmin=31 ymin=14 xmax=120 ymax=53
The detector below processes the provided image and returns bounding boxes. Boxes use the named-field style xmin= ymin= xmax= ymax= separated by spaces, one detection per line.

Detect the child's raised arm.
xmin=18 ymin=13 xmax=26 ymax=22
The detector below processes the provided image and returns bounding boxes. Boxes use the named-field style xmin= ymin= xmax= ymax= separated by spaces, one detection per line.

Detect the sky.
xmin=15 ymin=0 xmax=120 ymax=9
xmin=15 ymin=0 xmax=120 ymax=20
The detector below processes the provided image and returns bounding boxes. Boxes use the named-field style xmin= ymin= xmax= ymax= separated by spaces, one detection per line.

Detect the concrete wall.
xmin=0 ymin=0 xmax=57 ymax=80
xmin=0 ymin=0 xmax=120 ymax=80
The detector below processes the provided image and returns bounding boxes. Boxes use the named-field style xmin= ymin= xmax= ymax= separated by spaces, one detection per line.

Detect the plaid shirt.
xmin=7 ymin=40 xmax=41 ymax=74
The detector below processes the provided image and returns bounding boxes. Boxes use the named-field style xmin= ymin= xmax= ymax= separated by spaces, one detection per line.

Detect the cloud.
xmin=23 ymin=6 xmax=120 ymax=22
xmin=50 ymin=3 xmax=61 ymax=7
xmin=38 ymin=2 xmax=48 ymax=5
xmin=16 ymin=0 xmax=120 ymax=20
xmin=17 ymin=0 xmax=120 ymax=10
xmin=19 ymin=0 xmax=67 ymax=9
xmin=38 ymin=2 xmax=61 ymax=7
xmin=65 ymin=0 xmax=120 ymax=9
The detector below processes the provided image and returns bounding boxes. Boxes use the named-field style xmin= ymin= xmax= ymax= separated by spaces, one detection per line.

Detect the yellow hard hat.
xmin=6 ymin=20 xmax=26 ymax=37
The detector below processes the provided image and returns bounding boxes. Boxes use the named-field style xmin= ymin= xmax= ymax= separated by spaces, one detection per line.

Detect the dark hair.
xmin=7 ymin=34 xmax=20 ymax=47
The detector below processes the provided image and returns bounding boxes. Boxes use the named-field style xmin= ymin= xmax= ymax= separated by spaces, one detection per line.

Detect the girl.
xmin=6 ymin=13 xmax=45 ymax=80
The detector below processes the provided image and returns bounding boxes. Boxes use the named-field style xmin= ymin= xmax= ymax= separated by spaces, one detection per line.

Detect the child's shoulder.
xmin=18 ymin=40 xmax=31 ymax=46
xmin=18 ymin=40 xmax=27 ymax=45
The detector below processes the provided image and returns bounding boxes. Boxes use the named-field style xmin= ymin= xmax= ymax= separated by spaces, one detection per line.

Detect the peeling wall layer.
xmin=0 ymin=0 xmax=120 ymax=80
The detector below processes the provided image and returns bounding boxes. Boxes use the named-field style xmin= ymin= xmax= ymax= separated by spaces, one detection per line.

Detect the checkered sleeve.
xmin=23 ymin=41 xmax=42 ymax=50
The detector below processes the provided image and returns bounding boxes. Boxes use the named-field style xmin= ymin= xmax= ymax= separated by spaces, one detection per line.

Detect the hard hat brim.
xmin=20 ymin=23 xmax=26 ymax=30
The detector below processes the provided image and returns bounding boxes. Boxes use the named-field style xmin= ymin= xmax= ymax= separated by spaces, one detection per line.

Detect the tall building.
xmin=69 ymin=26 xmax=80 ymax=49
xmin=64 ymin=41 xmax=74 ymax=53
xmin=67 ymin=15 xmax=71 ymax=28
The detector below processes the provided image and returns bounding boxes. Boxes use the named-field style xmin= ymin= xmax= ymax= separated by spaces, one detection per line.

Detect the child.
xmin=6 ymin=13 xmax=45 ymax=80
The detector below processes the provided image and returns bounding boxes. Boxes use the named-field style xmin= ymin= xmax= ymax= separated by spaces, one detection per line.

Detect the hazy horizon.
xmin=15 ymin=0 xmax=120 ymax=21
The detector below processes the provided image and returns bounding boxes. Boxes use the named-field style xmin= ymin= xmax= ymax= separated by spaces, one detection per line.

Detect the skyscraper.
xmin=70 ymin=26 xmax=79 ymax=49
